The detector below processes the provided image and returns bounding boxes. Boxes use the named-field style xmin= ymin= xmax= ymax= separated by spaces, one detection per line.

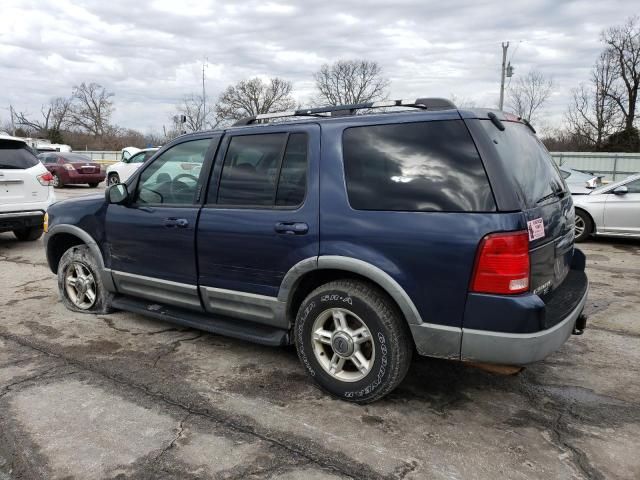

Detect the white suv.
xmin=106 ymin=147 xmax=159 ymax=185
xmin=0 ymin=135 xmax=55 ymax=241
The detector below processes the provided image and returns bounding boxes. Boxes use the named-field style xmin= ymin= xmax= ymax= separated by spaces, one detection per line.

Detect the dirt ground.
xmin=1 ymin=185 xmax=639 ymax=479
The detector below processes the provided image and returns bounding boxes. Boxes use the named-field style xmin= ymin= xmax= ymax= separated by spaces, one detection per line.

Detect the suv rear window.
xmin=479 ymin=120 xmax=565 ymax=207
xmin=0 ymin=141 xmax=39 ymax=170
xmin=342 ymin=120 xmax=496 ymax=212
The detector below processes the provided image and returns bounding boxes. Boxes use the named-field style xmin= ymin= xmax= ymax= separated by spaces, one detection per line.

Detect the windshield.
xmin=0 ymin=142 xmax=39 ymax=169
xmin=62 ymin=153 xmax=92 ymax=162
xmin=480 ymin=120 xmax=566 ymax=207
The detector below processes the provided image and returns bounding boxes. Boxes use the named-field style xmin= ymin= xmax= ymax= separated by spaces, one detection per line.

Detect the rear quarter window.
xmin=479 ymin=120 xmax=565 ymax=207
xmin=342 ymin=120 xmax=496 ymax=212
xmin=0 ymin=142 xmax=39 ymax=169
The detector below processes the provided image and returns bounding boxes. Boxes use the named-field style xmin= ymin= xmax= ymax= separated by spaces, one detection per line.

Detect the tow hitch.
xmin=572 ymin=313 xmax=588 ymax=335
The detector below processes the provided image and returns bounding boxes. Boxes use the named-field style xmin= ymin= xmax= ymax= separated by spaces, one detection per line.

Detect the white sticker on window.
xmin=527 ymin=218 xmax=545 ymax=241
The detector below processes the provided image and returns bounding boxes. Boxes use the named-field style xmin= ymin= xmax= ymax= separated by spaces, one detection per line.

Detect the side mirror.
xmin=106 ymin=183 xmax=129 ymax=204
xmin=612 ymin=185 xmax=628 ymax=195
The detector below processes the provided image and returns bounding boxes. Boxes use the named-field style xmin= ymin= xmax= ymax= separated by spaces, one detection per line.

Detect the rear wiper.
xmin=536 ymin=189 xmax=566 ymax=204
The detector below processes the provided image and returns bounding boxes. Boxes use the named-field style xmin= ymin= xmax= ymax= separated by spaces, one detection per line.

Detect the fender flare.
xmin=44 ymin=224 xmax=116 ymax=291
xmin=278 ymin=255 xmax=424 ymax=326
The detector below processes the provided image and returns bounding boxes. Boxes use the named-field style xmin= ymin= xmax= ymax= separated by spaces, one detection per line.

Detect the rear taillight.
xmin=470 ymin=231 xmax=530 ymax=295
xmin=37 ymin=171 xmax=54 ymax=186
xmin=63 ymin=163 xmax=75 ymax=170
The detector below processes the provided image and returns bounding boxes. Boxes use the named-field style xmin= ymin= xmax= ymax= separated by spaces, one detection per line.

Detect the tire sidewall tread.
xmin=57 ymin=245 xmax=113 ymax=314
xmin=295 ymin=279 xmax=412 ymax=404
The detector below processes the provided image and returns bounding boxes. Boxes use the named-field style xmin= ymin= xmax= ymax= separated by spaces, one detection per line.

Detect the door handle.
xmin=275 ymin=222 xmax=308 ymax=235
xmin=165 ymin=218 xmax=189 ymax=228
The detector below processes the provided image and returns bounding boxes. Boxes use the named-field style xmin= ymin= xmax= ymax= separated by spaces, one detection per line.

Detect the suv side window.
xmin=215 ymin=133 xmax=308 ymax=207
xmin=342 ymin=120 xmax=496 ymax=212
xmin=135 ymin=139 xmax=211 ymax=205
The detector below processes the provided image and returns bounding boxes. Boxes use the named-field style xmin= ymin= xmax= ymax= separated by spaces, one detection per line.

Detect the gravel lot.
xmin=1 ymin=185 xmax=639 ymax=479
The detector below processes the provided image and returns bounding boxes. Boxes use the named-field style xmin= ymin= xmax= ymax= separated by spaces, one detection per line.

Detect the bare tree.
xmin=14 ymin=97 xmax=71 ymax=135
xmin=67 ymin=82 xmax=114 ymax=136
xmin=566 ymin=51 xmax=621 ymax=149
xmin=174 ymin=94 xmax=216 ymax=132
xmin=313 ymin=60 xmax=390 ymax=106
xmin=602 ymin=16 xmax=640 ymax=131
xmin=507 ymin=70 xmax=553 ymax=123
xmin=215 ymin=77 xmax=296 ymax=123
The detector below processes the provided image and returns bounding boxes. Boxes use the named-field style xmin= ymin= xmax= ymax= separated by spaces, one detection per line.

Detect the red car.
xmin=38 ymin=152 xmax=105 ymax=188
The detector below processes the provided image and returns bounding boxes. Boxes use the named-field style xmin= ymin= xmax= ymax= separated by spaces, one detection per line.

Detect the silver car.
xmin=558 ymin=166 xmax=602 ymax=195
xmin=573 ymin=173 xmax=640 ymax=241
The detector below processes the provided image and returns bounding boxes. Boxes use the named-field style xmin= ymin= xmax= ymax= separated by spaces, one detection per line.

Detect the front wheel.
xmin=57 ymin=244 xmax=113 ymax=314
xmin=108 ymin=173 xmax=120 ymax=185
xmin=294 ymin=279 xmax=412 ymax=403
xmin=574 ymin=209 xmax=593 ymax=242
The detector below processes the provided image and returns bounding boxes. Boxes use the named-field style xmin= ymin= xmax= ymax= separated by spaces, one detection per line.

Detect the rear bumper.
xmin=62 ymin=171 xmax=105 ymax=184
xmin=459 ymin=282 xmax=588 ymax=365
xmin=0 ymin=210 xmax=45 ymax=232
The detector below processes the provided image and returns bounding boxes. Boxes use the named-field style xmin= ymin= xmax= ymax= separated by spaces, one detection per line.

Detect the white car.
xmin=106 ymin=148 xmax=159 ymax=185
xmin=558 ymin=166 xmax=602 ymax=195
xmin=0 ymin=135 xmax=55 ymax=241
xmin=573 ymin=173 xmax=640 ymax=242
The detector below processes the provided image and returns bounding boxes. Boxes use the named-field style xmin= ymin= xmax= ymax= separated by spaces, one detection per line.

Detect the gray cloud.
xmin=0 ymin=0 xmax=636 ymax=133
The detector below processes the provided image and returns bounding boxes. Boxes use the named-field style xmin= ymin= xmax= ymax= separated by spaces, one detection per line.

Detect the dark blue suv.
xmin=43 ymin=98 xmax=588 ymax=403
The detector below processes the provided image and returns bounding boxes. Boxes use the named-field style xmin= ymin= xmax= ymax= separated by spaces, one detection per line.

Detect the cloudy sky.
xmin=0 ymin=0 xmax=636 ymax=134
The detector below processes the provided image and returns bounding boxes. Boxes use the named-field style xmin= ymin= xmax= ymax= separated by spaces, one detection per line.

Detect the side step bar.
xmin=111 ymin=295 xmax=290 ymax=347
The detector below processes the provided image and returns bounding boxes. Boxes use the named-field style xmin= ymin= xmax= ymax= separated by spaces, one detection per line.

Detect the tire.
xmin=294 ymin=279 xmax=412 ymax=404
xmin=108 ymin=173 xmax=120 ymax=185
xmin=13 ymin=226 xmax=43 ymax=241
xmin=52 ymin=174 xmax=63 ymax=188
xmin=57 ymin=244 xmax=114 ymax=314
xmin=574 ymin=209 xmax=593 ymax=242
xmin=88 ymin=182 xmax=99 ymax=188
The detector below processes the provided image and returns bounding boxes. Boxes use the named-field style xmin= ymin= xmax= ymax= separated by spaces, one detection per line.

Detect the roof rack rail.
xmin=232 ymin=97 xmax=457 ymax=126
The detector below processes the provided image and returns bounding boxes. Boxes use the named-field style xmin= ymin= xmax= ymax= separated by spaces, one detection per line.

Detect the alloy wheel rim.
xmin=575 ymin=216 xmax=585 ymax=237
xmin=109 ymin=175 xmax=119 ymax=185
xmin=311 ymin=308 xmax=375 ymax=382
xmin=64 ymin=262 xmax=97 ymax=310
xmin=53 ymin=175 xmax=59 ymax=187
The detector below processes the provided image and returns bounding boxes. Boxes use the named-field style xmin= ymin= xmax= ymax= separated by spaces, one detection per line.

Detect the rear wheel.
xmin=108 ymin=173 xmax=120 ymax=185
xmin=294 ymin=279 xmax=412 ymax=403
xmin=57 ymin=244 xmax=113 ymax=314
xmin=13 ymin=226 xmax=43 ymax=241
xmin=52 ymin=173 xmax=63 ymax=188
xmin=574 ymin=210 xmax=593 ymax=242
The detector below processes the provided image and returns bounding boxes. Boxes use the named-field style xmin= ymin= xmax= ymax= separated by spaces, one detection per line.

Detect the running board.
xmin=111 ymin=295 xmax=290 ymax=346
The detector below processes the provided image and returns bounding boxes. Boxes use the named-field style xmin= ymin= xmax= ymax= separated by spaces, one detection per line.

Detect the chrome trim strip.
xmin=0 ymin=210 xmax=44 ymax=218
xmin=200 ymin=286 xmax=286 ymax=328
xmin=112 ymin=270 xmax=201 ymax=311
xmin=461 ymin=284 xmax=588 ymax=365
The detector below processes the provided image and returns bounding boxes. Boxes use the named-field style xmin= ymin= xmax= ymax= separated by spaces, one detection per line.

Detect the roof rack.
xmin=233 ymin=97 xmax=457 ymax=126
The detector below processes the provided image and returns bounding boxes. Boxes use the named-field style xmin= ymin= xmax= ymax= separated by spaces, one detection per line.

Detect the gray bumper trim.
xmin=460 ymin=283 xmax=589 ymax=365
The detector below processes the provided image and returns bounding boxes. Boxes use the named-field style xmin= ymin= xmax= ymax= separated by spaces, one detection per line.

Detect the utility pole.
xmin=9 ymin=105 xmax=16 ymax=136
xmin=201 ymin=58 xmax=208 ymax=130
xmin=499 ymin=42 xmax=509 ymax=111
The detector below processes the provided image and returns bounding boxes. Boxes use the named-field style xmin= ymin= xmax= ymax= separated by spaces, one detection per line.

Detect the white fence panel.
xmin=550 ymin=152 xmax=640 ymax=181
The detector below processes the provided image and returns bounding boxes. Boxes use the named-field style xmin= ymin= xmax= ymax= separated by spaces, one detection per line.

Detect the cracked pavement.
xmin=1 ymin=187 xmax=639 ymax=479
